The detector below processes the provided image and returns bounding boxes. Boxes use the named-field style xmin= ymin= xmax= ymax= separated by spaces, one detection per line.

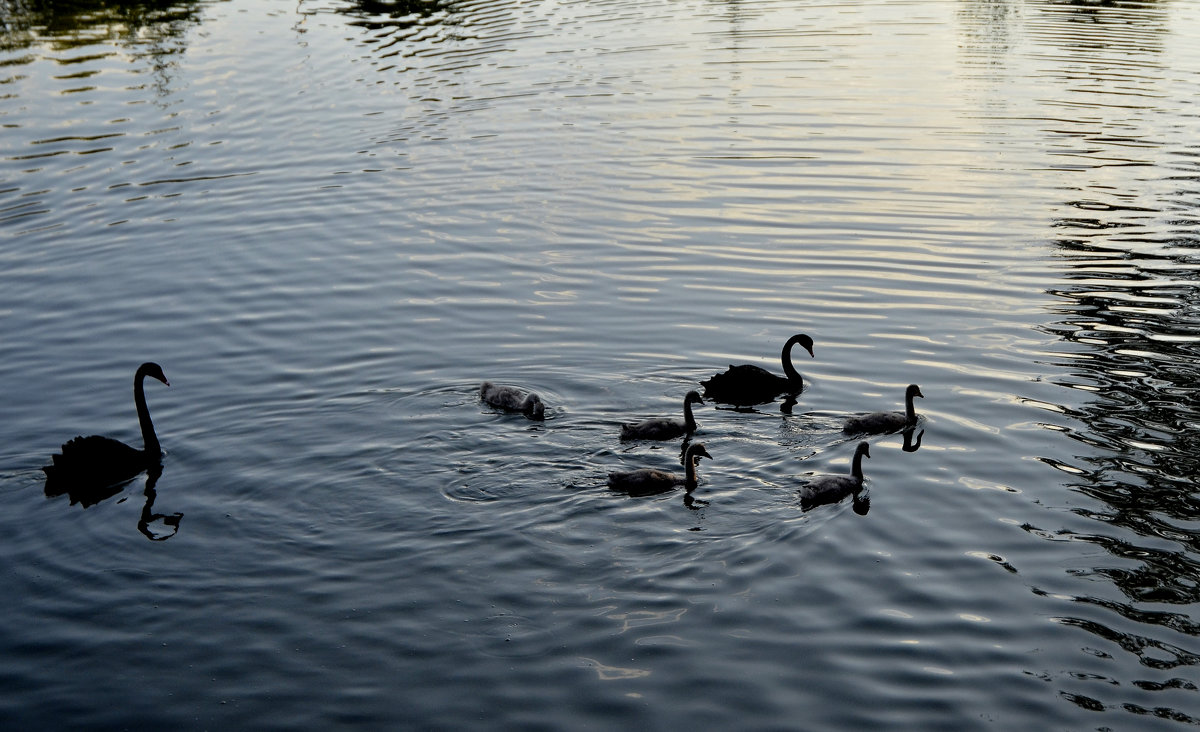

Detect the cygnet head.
xmin=685 ymin=390 xmax=704 ymax=406
xmin=525 ymin=393 xmax=545 ymax=420
xmin=907 ymin=384 xmax=924 ymax=400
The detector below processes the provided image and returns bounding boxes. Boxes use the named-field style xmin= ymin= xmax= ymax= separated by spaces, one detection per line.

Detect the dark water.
xmin=3 ymin=0 xmax=1200 ymax=728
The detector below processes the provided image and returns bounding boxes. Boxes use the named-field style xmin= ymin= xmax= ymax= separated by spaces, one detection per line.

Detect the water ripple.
xmin=4 ymin=0 xmax=1200 ymax=729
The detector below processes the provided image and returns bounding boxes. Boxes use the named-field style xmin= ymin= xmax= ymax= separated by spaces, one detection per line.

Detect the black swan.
xmin=799 ymin=441 xmax=870 ymax=511
xmin=843 ymin=384 xmax=923 ymax=435
xmin=607 ymin=442 xmax=712 ymax=496
xmin=700 ymin=333 xmax=814 ymax=405
xmin=620 ymin=390 xmax=704 ymax=441
xmin=480 ymin=382 xmax=545 ymax=420
xmin=43 ymin=362 xmax=170 ymax=497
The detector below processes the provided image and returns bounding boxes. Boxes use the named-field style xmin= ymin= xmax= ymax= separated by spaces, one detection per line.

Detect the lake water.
xmin=3 ymin=0 xmax=1200 ymax=728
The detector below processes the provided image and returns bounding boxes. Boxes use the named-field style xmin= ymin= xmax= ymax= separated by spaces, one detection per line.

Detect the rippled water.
xmin=3 ymin=0 xmax=1200 ymax=728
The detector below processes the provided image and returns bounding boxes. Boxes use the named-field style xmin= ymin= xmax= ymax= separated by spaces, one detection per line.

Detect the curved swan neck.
xmin=682 ymin=444 xmax=710 ymax=486
xmin=851 ymin=447 xmax=867 ymax=481
xmin=781 ymin=342 xmax=802 ymax=384
xmin=781 ymin=336 xmax=811 ymax=384
xmin=683 ymin=397 xmax=697 ymax=430
xmin=904 ymin=386 xmax=922 ymax=424
xmin=135 ymin=369 xmax=160 ymax=458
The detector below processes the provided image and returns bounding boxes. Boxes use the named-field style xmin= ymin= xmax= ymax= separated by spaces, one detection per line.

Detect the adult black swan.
xmin=701 ymin=333 xmax=814 ymax=406
xmin=799 ymin=441 xmax=870 ymax=512
xmin=843 ymin=384 xmax=923 ymax=435
xmin=43 ymin=362 xmax=170 ymax=498
xmin=620 ymin=390 xmax=704 ymax=441
xmin=607 ymin=442 xmax=712 ymax=497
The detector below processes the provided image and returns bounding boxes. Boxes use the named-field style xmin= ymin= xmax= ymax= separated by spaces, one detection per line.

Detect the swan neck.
xmin=851 ymin=451 xmax=865 ymax=481
xmin=781 ymin=341 xmax=803 ymax=384
xmin=135 ymin=372 xmax=160 ymax=459
xmin=684 ymin=453 xmax=698 ymax=485
xmin=905 ymin=392 xmax=917 ymax=424
xmin=683 ymin=398 xmax=697 ymax=430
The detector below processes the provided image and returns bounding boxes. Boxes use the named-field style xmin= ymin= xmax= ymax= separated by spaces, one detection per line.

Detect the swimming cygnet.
xmin=480 ymin=381 xmax=545 ymax=420
xmin=843 ymin=384 xmax=923 ymax=435
xmin=620 ymin=390 xmax=704 ymax=441
xmin=607 ymin=442 xmax=712 ymax=497
xmin=798 ymin=441 xmax=870 ymax=511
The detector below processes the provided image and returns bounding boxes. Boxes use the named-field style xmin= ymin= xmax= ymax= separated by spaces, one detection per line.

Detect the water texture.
xmin=2 ymin=0 xmax=1200 ymax=728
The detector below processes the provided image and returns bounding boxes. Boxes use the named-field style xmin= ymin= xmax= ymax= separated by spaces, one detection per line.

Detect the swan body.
xmin=480 ymin=382 xmax=545 ymax=420
xmin=799 ymin=441 xmax=870 ymax=511
xmin=43 ymin=362 xmax=169 ymax=498
xmin=607 ymin=443 xmax=712 ymax=496
xmin=701 ymin=333 xmax=814 ymax=405
xmin=621 ymin=390 xmax=704 ymax=441
xmin=843 ymin=384 xmax=923 ymax=435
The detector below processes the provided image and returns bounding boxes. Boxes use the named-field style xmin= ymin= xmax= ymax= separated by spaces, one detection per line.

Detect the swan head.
xmin=138 ymin=362 xmax=169 ymax=387
xmin=685 ymin=390 xmax=704 ymax=406
xmin=686 ymin=442 xmax=713 ymax=463
xmin=856 ymin=441 xmax=871 ymax=460
xmin=789 ymin=333 xmax=815 ymax=359
xmin=525 ymin=393 xmax=545 ymax=420
xmin=906 ymin=384 xmax=923 ymax=400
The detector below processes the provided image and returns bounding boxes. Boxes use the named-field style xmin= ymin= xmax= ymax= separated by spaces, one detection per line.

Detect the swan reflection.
xmin=137 ymin=465 xmax=183 ymax=541
xmin=902 ymin=427 xmax=924 ymax=453
xmin=44 ymin=463 xmax=183 ymax=541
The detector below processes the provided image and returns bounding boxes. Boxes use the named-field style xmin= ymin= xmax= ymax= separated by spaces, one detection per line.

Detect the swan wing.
xmin=799 ymin=475 xmax=859 ymax=510
xmin=702 ymin=364 xmax=791 ymax=404
xmin=52 ymin=435 xmax=142 ymax=464
xmin=607 ymin=468 xmax=681 ymax=496
xmin=43 ymin=435 xmax=149 ymax=499
xmin=843 ymin=411 xmax=906 ymax=435
xmin=620 ymin=418 xmax=685 ymax=441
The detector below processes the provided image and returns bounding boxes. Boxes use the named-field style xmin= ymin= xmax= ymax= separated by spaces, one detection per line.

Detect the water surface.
xmin=3 ymin=0 xmax=1200 ymax=728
